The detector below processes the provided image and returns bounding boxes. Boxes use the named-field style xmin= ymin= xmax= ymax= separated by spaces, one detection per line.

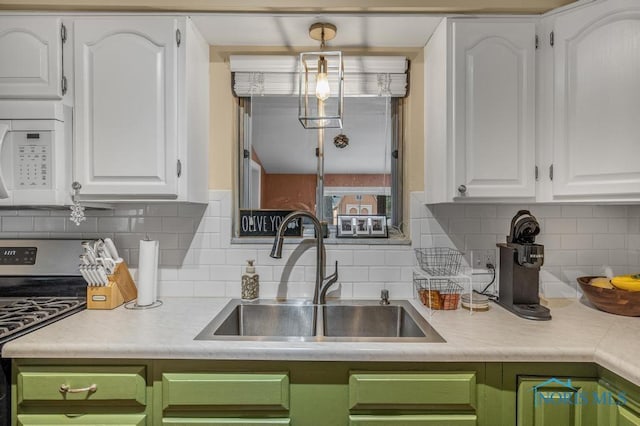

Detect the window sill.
xmin=231 ymin=229 xmax=411 ymax=246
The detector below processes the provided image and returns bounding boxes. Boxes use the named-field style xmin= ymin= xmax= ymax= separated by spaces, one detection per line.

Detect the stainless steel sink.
xmin=195 ymin=299 xmax=445 ymax=343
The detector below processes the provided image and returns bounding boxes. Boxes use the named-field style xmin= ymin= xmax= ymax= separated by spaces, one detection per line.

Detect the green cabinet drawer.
xmin=349 ymin=414 xmax=477 ymax=425
xmin=162 ymin=419 xmax=290 ymax=425
xmin=349 ymin=372 xmax=476 ymax=410
xmin=17 ymin=366 xmax=146 ymax=405
xmin=162 ymin=373 xmax=289 ymax=410
xmin=17 ymin=414 xmax=146 ymax=425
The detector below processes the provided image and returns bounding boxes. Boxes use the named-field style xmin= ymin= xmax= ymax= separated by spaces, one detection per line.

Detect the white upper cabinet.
xmin=72 ymin=17 xmax=208 ymax=203
xmin=551 ymin=0 xmax=640 ymax=199
xmin=425 ymin=18 xmax=537 ymax=203
xmin=0 ymin=16 xmax=64 ymax=99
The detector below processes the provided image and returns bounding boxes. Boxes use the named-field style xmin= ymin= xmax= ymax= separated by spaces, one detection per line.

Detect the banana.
xmin=590 ymin=277 xmax=614 ymax=289
xmin=611 ymin=274 xmax=640 ymax=292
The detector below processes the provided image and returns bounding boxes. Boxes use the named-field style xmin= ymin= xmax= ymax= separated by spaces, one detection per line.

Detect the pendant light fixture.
xmin=298 ymin=23 xmax=344 ymax=129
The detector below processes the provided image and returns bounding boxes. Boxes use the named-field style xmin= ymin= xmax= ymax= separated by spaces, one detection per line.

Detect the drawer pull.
xmin=59 ymin=383 xmax=97 ymax=394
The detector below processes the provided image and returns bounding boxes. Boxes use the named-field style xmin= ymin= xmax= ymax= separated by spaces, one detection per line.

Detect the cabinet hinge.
xmin=177 ymin=159 xmax=182 ymax=178
xmin=550 ymin=31 xmax=555 ymax=47
xmin=535 ymin=35 xmax=539 ymax=50
xmin=535 ymin=166 xmax=539 ymax=181
xmin=549 ymin=164 xmax=554 ymax=181
xmin=243 ymin=149 xmax=250 ymax=159
xmin=61 ymin=76 xmax=67 ymax=95
xmin=176 ymin=29 xmax=181 ymax=47
xmin=60 ymin=24 xmax=67 ymax=44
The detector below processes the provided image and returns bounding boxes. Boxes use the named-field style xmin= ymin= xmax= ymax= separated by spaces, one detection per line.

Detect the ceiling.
xmin=252 ymin=97 xmax=392 ymax=175
xmin=192 ymin=15 xmax=443 ymax=47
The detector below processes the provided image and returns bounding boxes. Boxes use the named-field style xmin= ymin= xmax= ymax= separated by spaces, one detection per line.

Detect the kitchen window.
xmin=236 ymin=95 xmax=404 ymax=238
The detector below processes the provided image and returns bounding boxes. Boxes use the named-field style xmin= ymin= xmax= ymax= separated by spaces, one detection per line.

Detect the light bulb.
xmin=315 ymin=72 xmax=330 ymax=101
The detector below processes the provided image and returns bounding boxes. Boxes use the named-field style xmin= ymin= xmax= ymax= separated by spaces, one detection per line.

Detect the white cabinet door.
xmin=0 ymin=17 xmax=63 ymax=99
xmin=73 ymin=18 xmax=179 ymax=199
xmin=552 ymin=0 xmax=640 ymax=198
xmin=452 ymin=20 xmax=537 ymax=199
xmin=424 ymin=18 xmax=536 ymax=204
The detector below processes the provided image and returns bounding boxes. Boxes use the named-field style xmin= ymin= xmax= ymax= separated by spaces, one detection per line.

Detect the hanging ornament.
xmin=333 ymin=133 xmax=349 ymax=149
xmin=69 ymin=181 xmax=86 ymax=226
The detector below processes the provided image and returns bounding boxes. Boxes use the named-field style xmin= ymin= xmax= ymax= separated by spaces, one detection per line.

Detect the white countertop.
xmin=3 ymin=296 xmax=639 ymax=386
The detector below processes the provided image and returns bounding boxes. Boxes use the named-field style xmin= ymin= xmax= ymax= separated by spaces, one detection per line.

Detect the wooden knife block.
xmin=87 ymin=262 xmax=138 ymax=310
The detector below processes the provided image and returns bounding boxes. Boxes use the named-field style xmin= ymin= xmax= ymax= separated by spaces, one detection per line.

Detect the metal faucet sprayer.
xmin=269 ymin=211 xmax=338 ymax=306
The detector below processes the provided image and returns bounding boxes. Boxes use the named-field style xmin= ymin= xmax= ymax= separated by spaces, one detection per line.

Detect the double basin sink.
xmin=195 ymin=299 xmax=445 ymax=343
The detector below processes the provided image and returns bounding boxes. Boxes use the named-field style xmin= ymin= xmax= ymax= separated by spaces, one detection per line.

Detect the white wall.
xmin=0 ymin=191 xmax=638 ymax=300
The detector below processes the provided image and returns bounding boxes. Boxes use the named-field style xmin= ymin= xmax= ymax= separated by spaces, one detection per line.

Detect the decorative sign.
xmin=337 ymin=215 xmax=388 ymax=238
xmin=239 ymin=210 xmax=303 ymax=237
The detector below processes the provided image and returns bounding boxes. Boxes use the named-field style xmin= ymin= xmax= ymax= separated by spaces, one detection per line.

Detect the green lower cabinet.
xmin=161 ymin=419 xmax=291 ymax=425
xmin=596 ymin=381 xmax=640 ymax=426
xmin=16 ymin=414 xmax=147 ymax=425
xmin=517 ymin=377 xmax=599 ymax=426
xmin=348 ymin=414 xmax=477 ymax=425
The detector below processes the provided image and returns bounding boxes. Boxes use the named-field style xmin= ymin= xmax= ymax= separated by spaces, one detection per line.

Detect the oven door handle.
xmin=59 ymin=383 xmax=97 ymax=394
xmin=0 ymin=124 xmax=9 ymax=199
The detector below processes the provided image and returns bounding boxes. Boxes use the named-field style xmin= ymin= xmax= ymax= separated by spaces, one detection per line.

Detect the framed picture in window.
xmin=337 ymin=215 xmax=388 ymax=238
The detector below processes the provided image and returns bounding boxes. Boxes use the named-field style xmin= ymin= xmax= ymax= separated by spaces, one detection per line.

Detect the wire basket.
xmin=413 ymin=274 xmax=463 ymax=310
xmin=414 ymin=247 xmax=463 ymax=276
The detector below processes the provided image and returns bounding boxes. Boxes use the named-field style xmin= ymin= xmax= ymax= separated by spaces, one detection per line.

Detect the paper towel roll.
xmin=137 ymin=239 xmax=159 ymax=306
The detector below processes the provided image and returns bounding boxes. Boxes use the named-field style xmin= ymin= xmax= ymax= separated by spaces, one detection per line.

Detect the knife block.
xmin=87 ymin=261 xmax=138 ymax=310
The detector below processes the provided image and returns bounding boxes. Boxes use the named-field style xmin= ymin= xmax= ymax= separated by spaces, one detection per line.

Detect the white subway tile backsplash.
xmin=194 ymin=281 xmax=226 ymax=297
xmin=449 ymin=218 xmax=482 ymax=234
xmin=561 ymin=234 xmax=593 ymax=250
xmin=146 ymin=204 xmax=178 ymax=216
xmin=576 ymin=250 xmax=610 ymax=266
xmin=197 ymin=217 xmax=221 ymax=233
xmin=0 ymin=190 xmax=638 ymax=301
xmin=530 ymin=205 xmax=562 ymax=218
xmin=178 ymin=265 xmax=211 ymax=281
xmin=421 ymin=218 xmax=447 ymax=235
xmin=561 ymin=205 xmax=593 ymax=218
xmin=544 ymin=218 xmax=577 ymax=234
xmin=353 ymin=282 xmax=384 ymax=298
xmin=464 ymin=205 xmax=497 ymax=218
xmin=594 ymin=205 xmax=628 ymax=218
xmin=210 ymin=265 xmax=242 ymax=282
xmin=34 ymin=217 xmax=66 ymax=232
xmin=593 ymin=234 xmax=626 ymax=250
xmin=130 ymin=217 xmax=162 ymax=233
xmin=544 ymin=250 xmax=577 ymax=267
xmin=2 ymin=217 xmax=33 ymax=232
xmin=339 ymin=267 xmax=370 ymax=282
xmin=384 ymin=250 xmax=414 ymax=266
xmin=98 ymin=217 xmax=130 ymax=233
xmin=162 ymin=217 xmax=195 ymax=233
xmin=368 ymin=267 xmax=402 ymax=282
xmin=159 ymin=281 xmax=194 ymax=297
xmin=353 ymin=250 xmax=385 ymax=266
xmin=577 ymin=218 xmax=608 ymax=234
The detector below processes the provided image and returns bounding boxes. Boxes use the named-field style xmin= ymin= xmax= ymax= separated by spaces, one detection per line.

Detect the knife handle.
xmin=104 ymin=238 xmax=122 ymax=262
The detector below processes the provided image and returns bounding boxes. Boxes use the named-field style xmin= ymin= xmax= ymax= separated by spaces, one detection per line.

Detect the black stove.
xmin=0 ymin=297 xmax=86 ymax=344
xmin=0 ymin=239 xmax=88 ymax=426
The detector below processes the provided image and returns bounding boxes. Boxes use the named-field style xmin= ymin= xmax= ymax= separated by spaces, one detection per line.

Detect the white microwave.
xmin=0 ymin=102 xmax=72 ymax=207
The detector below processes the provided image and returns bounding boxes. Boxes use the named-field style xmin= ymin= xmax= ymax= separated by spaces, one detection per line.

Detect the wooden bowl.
xmin=577 ymin=276 xmax=640 ymax=317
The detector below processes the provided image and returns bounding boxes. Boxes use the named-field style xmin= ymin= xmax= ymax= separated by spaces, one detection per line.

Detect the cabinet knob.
xmin=458 ymin=185 xmax=467 ymax=194
xmin=71 ymin=181 xmax=82 ymax=191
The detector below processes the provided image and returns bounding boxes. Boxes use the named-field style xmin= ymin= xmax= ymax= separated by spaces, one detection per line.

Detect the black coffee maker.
xmin=496 ymin=210 xmax=551 ymax=321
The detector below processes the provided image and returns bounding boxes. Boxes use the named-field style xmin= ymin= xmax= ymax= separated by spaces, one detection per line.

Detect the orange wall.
xmin=262 ymin=173 xmax=390 ymax=210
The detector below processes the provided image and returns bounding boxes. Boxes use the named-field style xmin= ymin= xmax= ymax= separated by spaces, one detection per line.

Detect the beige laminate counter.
xmin=3 ymin=297 xmax=639 ymax=386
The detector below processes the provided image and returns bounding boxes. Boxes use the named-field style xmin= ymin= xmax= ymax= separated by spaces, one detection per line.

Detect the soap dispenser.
xmin=241 ymin=260 xmax=259 ymax=301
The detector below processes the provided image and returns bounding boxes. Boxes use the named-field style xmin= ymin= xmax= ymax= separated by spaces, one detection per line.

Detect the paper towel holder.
xmin=124 ymin=300 xmax=163 ymax=310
